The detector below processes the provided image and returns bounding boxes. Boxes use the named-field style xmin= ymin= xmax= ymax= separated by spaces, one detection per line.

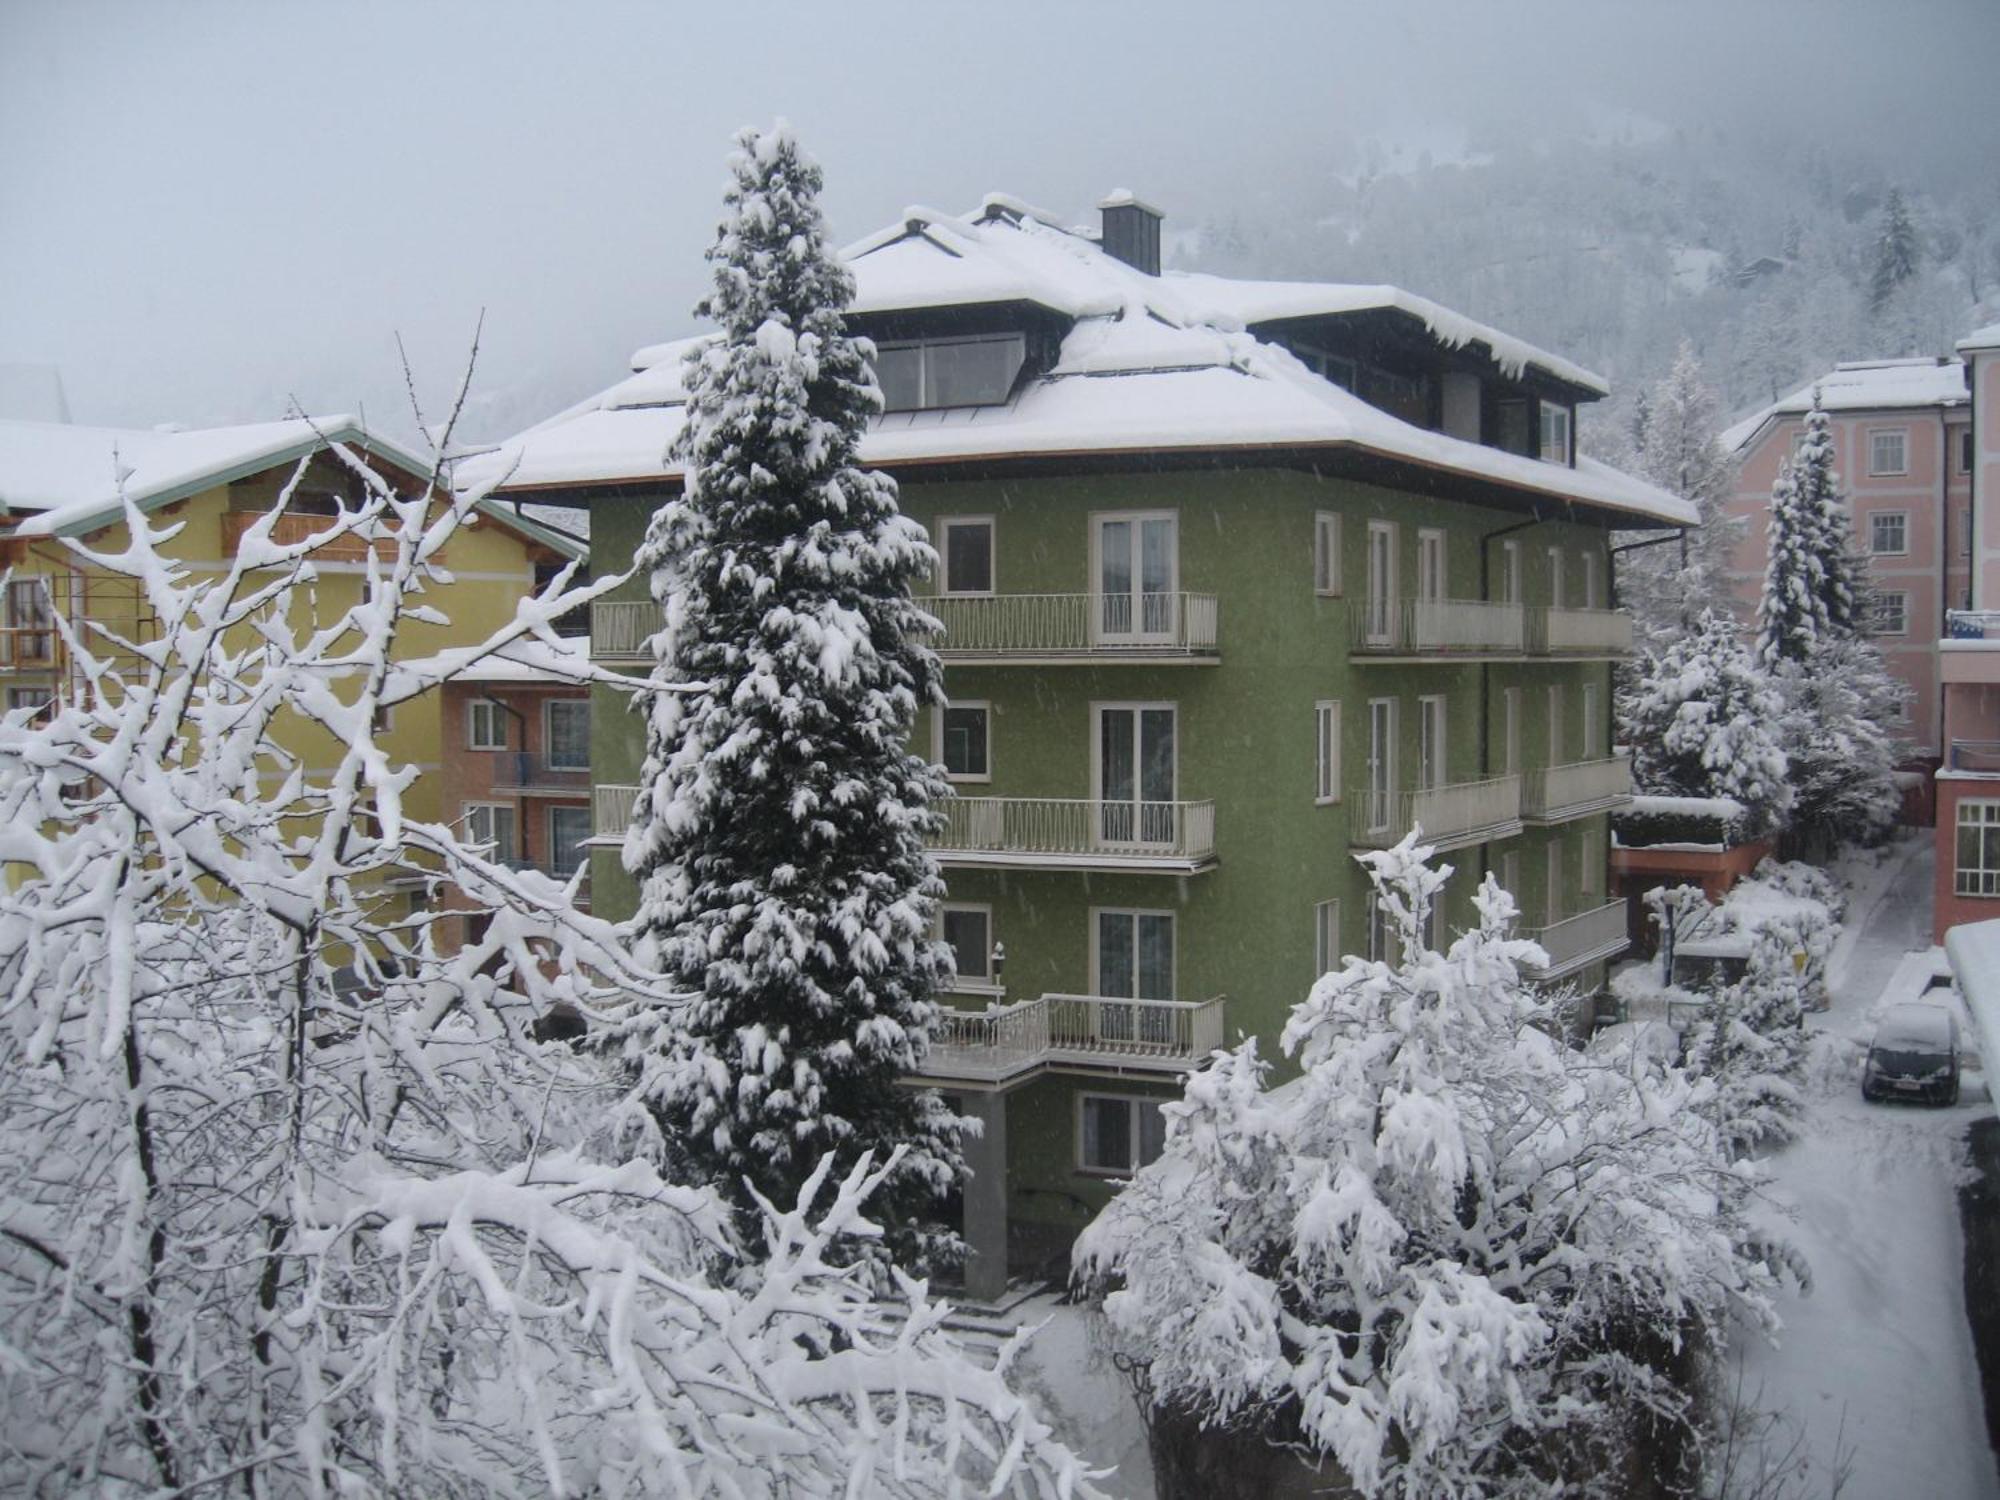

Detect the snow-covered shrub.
xmin=621 ymin=122 xmax=965 ymax=1274
xmin=1074 ymin=834 xmax=1792 ymax=1500
xmin=0 ymin=439 xmax=1093 ymax=1497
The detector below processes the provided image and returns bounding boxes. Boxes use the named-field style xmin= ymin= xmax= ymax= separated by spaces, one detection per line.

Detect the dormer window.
xmin=875 ymin=333 xmax=1027 ymax=412
xmin=1287 ymin=341 xmax=1357 ymax=392
xmin=1539 ymin=402 xmax=1572 ymax=465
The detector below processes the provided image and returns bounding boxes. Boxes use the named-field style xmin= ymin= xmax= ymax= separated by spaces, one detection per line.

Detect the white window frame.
xmin=876 ymin=333 xmax=1027 ymax=413
xmin=937 ymin=515 xmax=997 ymax=596
xmin=1365 ymin=520 xmax=1398 ymax=645
xmin=935 ymin=699 xmax=992 ymax=783
xmin=1546 ymin=547 xmax=1565 ymax=610
xmin=1365 ymin=890 xmax=1397 ymax=965
xmin=1547 ymin=684 xmax=1565 ymax=764
xmin=1089 ymin=906 xmax=1179 ymax=1049
xmin=463 ymin=802 xmax=518 ymax=865
xmin=6 ymin=685 xmax=54 ymax=722
xmin=1500 ymin=851 xmax=1521 ymax=913
xmin=940 ymin=902 xmax=999 ymax=991
xmin=1868 ymin=428 xmax=1908 ymax=477
xmin=1582 ymin=681 xmax=1601 ymax=760
xmin=1581 ymin=550 xmax=1600 ymax=610
xmin=1365 ymin=696 xmax=1398 ymax=834
xmin=1091 ymin=510 xmax=1180 ymax=645
xmin=467 ymin=699 xmax=508 ymax=751
xmin=547 ymin=803 xmax=591 ymax=879
xmin=1868 ymin=511 xmax=1909 ymax=557
xmin=1579 ymin=825 xmax=1603 ymax=900
xmin=1315 ymin=700 xmax=1341 ymax=804
xmin=1502 ymin=687 xmax=1521 ymax=775
xmin=1876 ymin=590 xmax=1909 ymax=637
xmin=1314 ymin=898 xmax=1341 ymax=979
xmin=1314 ymin=511 xmax=1342 ymax=596
xmin=1545 ymin=837 xmax=1564 ymax=926
xmin=1498 ymin=540 xmax=1522 ymax=606
xmin=1418 ymin=694 xmax=1447 ymax=790
xmin=1539 ymin=402 xmax=1572 ymax=466
xmin=1416 ymin=528 xmax=1447 ymax=604
xmin=544 ymin=697 xmax=591 ymax=771
xmin=1075 ymin=1092 xmax=1168 ymax=1177
xmin=1956 ymin=800 xmax=2000 ymax=897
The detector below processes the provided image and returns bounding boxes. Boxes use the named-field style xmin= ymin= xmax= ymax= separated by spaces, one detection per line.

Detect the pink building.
xmin=1935 ymin=324 xmax=2000 ymax=940
xmin=1721 ymin=358 xmax=1974 ymax=763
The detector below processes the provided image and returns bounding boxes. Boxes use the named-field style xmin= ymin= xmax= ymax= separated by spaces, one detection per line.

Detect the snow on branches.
xmin=621 ymin=122 xmax=965 ymax=1272
xmin=1075 ymin=834 xmax=1793 ymax=1500
xmin=0 ymin=435 xmax=1090 ymax=1496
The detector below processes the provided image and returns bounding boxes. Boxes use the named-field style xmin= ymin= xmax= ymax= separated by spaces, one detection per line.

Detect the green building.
xmin=474 ymin=192 xmax=1691 ymax=1297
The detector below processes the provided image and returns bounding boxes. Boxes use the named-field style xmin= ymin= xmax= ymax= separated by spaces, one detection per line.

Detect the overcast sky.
xmin=5 ymin=0 xmax=1997 ymax=444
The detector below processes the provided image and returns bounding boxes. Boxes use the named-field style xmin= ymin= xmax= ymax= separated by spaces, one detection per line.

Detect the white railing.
xmin=924 ymin=993 xmax=1227 ymax=1081
xmin=1524 ymin=900 xmax=1629 ymax=976
xmin=1352 ymin=598 xmax=1526 ymax=655
xmin=921 ymin=592 xmax=1219 ymax=657
xmin=1522 ymin=756 xmax=1632 ymax=821
xmin=593 ymin=783 xmax=640 ymax=837
xmin=1948 ymin=609 xmax=2000 ymax=641
xmin=936 ymin=796 xmax=1216 ymax=863
xmin=591 ymin=600 xmax=660 ymax=660
xmin=1533 ymin=607 xmax=1633 ymax=656
xmin=1351 ymin=774 xmax=1523 ymax=849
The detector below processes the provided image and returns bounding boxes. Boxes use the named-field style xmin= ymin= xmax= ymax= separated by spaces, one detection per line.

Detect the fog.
xmin=5 ymin=0 xmax=1997 ymax=444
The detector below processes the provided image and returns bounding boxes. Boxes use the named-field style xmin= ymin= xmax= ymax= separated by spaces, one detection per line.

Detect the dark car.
xmin=1862 ymin=1002 xmax=1962 ymax=1106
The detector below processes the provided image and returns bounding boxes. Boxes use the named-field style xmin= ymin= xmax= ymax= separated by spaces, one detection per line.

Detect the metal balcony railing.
xmin=1523 ymin=900 xmax=1628 ymax=978
xmin=1521 ymin=756 xmax=1633 ymax=822
xmin=1531 ymin=607 xmax=1634 ymax=656
xmin=1948 ymin=610 xmax=2000 ymax=641
xmin=934 ymin=796 xmax=1217 ymax=869
xmin=503 ymin=855 xmax=593 ymax=883
xmin=593 ymin=783 xmax=641 ymax=837
xmin=1949 ymin=739 xmax=2000 ymax=773
xmin=924 ymin=992 xmax=1227 ymax=1083
xmin=921 ymin=592 xmax=1219 ymax=660
xmin=1350 ymin=598 xmax=1526 ymax=656
xmin=1350 ymin=774 xmax=1523 ymax=851
xmin=591 ymin=600 xmax=661 ymax=662
xmin=488 ymin=752 xmax=591 ymax=791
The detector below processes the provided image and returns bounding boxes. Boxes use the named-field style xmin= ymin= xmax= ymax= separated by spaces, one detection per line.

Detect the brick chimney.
xmin=1098 ymin=190 xmax=1163 ymax=276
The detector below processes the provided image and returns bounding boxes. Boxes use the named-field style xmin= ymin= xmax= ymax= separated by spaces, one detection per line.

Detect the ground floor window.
xmin=1077 ymin=1093 xmax=1167 ymax=1176
xmin=1956 ymin=800 xmax=2000 ymax=897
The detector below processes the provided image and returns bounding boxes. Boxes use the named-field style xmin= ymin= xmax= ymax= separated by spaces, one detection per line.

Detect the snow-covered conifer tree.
xmin=1623 ymin=608 xmax=1792 ymax=832
xmin=0 ymin=433 xmax=1092 ymax=1495
xmin=622 ymin=123 xmax=964 ymax=1272
xmin=1869 ymin=187 xmax=1921 ymax=313
xmin=1756 ymin=392 xmax=1864 ymax=667
xmin=1076 ymin=834 xmax=1793 ymax=1500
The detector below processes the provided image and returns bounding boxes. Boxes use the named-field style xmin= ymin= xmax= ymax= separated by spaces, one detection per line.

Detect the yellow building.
xmin=0 ymin=414 xmax=587 ymax=829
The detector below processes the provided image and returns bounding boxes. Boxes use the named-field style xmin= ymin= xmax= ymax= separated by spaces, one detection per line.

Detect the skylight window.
xmin=874 ymin=334 xmax=1026 ymax=412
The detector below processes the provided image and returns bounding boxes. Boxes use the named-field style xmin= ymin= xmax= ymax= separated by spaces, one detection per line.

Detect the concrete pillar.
xmin=960 ymin=1090 xmax=1009 ymax=1302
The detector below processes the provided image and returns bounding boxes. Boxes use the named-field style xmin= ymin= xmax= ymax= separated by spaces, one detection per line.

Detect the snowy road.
xmin=1736 ymin=836 xmax=2000 ymax=1499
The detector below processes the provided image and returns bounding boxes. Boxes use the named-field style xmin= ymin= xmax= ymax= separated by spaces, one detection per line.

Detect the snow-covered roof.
xmin=468 ymin=198 xmax=1689 ymax=528
xmin=1720 ymin=358 xmax=1968 ymax=452
xmin=0 ymin=415 xmax=583 ymax=558
xmin=1957 ymin=323 xmax=2000 ymax=353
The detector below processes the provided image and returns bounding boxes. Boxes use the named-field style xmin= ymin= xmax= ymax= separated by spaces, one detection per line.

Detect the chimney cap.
xmin=1098 ymin=188 xmax=1164 ymax=217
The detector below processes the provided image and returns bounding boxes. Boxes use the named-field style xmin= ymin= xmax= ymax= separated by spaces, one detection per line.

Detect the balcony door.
xmin=1365 ymin=697 xmax=1397 ymax=832
xmin=1418 ymin=696 xmax=1447 ymax=791
xmin=1096 ymin=704 xmax=1176 ymax=847
xmin=1365 ymin=521 xmax=1397 ymax=645
xmin=1094 ymin=908 xmax=1175 ymax=1044
xmin=1095 ymin=512 xmax=1177 ymax=643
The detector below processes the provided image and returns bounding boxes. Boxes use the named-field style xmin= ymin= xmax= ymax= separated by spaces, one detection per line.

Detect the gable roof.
xmin=465 ymin=196 xmax=1688 ymax=528
xmin=1720 ymin=358 xmax=1969 ymax=453
xmin=0 ymin=415 xmax=584 ymax=558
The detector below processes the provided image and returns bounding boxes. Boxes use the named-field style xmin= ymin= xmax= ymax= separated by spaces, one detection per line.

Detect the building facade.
xmin=473 ymin=194 xmax=1689 ymax=1294
xmin=1720 ymin=358 xmax=1974 ymax=761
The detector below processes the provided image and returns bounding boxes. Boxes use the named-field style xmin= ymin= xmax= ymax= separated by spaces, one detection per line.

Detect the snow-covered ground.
xmin=1733 ymin=834 xmax=2000 ymax=1498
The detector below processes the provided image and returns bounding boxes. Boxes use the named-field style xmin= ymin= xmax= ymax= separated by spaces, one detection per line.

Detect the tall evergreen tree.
xmin=1756 ymin=392 xmax=1861 ymax=666
xmin=1869 ymin=187 xmax=1921 ymax=313
xmin=623 ymin=123 xmax=964 ymax=1272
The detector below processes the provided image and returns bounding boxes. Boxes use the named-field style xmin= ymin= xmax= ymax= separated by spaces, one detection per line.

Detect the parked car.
xmin=1862 ymin=1003 xmax=1961 ymax=1106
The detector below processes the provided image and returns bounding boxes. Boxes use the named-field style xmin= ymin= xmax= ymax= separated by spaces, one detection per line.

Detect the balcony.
xmin=1949 ymin=740 xmax=2000 ymax=773
xmin=1350 ymin=599 xmax=1526 ymax=659
xmin=921 ymin=592 xmax=1219 ymax=664
xmin=488 ymin=752 xmax=591 ymax=794
xmin=591 ymin=783 xmax=641 ymax=840
xmin=1521 ymin=756 xmax=1633 ymax=823
xmin=920 ymin=992 xmax=1228 ymax=1084
xmin=1530 ymin=607 xmax=1633 ymax=657
xmin=934 ymin=796 xmax=1217 ymax=873
xmin=591 ymin=600 xmax=659 ymax=663
xmin=1522 ymin=900 xmax=1629 ymax=980
xmin=1350 ymin=774 xmax=1523 ymax=852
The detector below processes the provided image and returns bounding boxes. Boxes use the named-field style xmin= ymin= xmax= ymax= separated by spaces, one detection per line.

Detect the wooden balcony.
xmin=1350 ymin=773 xmax=1523 ymax=852
xmin=1531 ymin=607 xmax=1633 ymax=657
xmin=934 ymin=796 xmax=1218 ymax=873
xmin=921 ymin=592 xmax=1219 ymax=664
xmin=221 ymin=509 xmax=415 ymax=561
xmin=591 ymin=600 xmax=659 ymax=663
xmin=1522 ymin=899 xmax=1629 ymax=979
xmin=1521 ymin=756 xmax=1633 ymax=823
xmin=1350 ymin=598 xmax=1526 ymax=659
xmin=920 ymin=992 xmax=1228 ymax=1084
